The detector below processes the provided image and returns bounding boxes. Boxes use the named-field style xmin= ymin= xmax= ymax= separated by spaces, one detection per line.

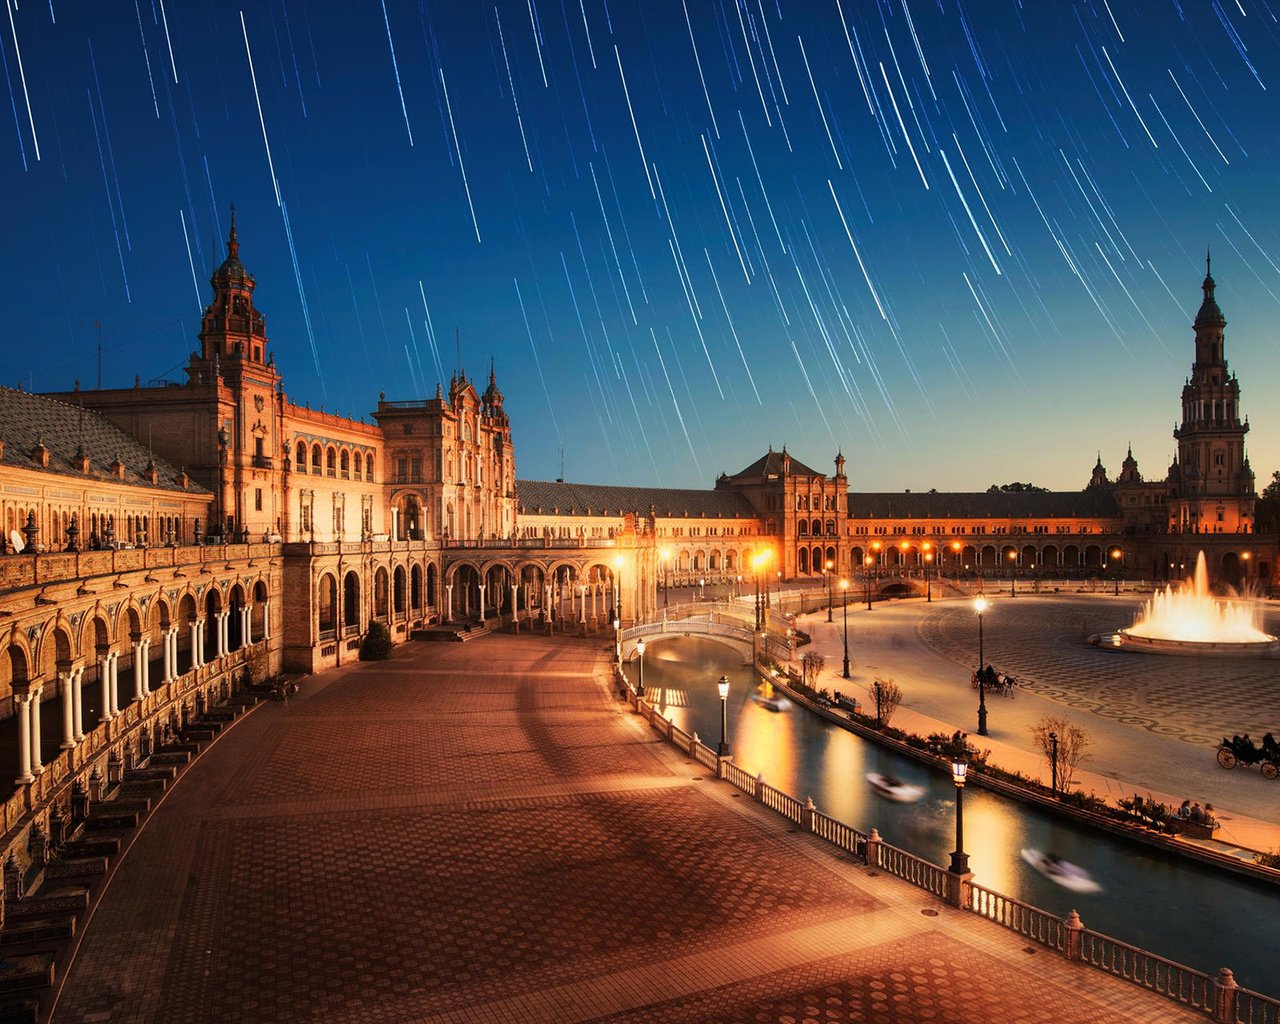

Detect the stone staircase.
xmin=411 ymin=620 xmax=493 ymax=643
xmin=0 ymin=688 xmax=265 ymax=1023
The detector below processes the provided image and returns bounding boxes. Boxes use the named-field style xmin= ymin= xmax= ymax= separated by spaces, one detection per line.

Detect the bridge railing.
xmin=613 ymin=662 xmax=1280 ymax=1023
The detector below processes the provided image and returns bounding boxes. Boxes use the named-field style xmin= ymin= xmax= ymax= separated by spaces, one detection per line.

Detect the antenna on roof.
xmin=95 ymin=321 xmax=103 ymax=389
xmin=557 ymin=445 xmax=565 ymax=484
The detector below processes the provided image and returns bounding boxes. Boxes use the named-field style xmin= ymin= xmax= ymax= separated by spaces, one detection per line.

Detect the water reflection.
xmin=640 ymin=637 xmax=1279 ymax=996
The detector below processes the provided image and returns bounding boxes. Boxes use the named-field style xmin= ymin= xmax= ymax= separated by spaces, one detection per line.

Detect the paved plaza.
xmin=48 ymin=633 xmax=1196 ymax=1024
xmin=801 ymin=594 xmax=1280 ymax=846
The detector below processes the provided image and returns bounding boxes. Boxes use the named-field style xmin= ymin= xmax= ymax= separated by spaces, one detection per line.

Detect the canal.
xmin=639 ymin=636 xmax=1279 ymax=997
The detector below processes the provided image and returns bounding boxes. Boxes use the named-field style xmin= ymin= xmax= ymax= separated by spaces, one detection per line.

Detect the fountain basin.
xmin=1089 ymin=629 xmax=1280 ymax=657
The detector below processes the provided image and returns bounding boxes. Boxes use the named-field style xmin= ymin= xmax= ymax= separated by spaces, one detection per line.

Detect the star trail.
xmin=4 ymin=1 xmax=1280 ymax=490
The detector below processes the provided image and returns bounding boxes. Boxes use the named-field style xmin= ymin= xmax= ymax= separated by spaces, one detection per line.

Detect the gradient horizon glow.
xmin=3 ymin=1 xmax=1280 ymax=491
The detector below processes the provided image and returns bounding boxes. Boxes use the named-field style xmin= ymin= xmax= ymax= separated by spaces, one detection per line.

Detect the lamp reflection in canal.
xmin=949 ymin=757 xmax=969 ymax=875
xmin=717 ymin=674 xmax=731 ymax=757
xmin=974 ymin=597 xmax=989 ymax=737
xmin=840 ymin=578 xmax=850 ymax=678
xmin=635 ymin=637 xmax=646 ymax=698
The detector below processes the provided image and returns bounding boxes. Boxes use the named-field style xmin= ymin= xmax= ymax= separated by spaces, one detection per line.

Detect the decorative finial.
xmin=227 ymin=203 xmax=239 ymax=258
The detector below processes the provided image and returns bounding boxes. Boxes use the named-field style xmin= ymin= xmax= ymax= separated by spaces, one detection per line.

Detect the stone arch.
xmin=4 ymin=641 xmax=29 ymax=701
xmin=1084 ymin=544 xmax=1102 ymax=568
xmin=318 ymin=572 xmax=338 ymax=633
xmin=311 ymin=443 xmax=322 ymax=473
xmin=228 ymin=583 xmax=247 ymax=650
xmin=205 ymin=588 xmax=223 ymax=653
xmin=980 ymin=545 xmax=997 ymax=569
xmin=426 ymin=562 xmax=437 ymax=607
xmin=1041 ymin=544 xmax=1059 ymax=569
xmin=40 ymin=624 xmax=73 ymax=679
xmin=296 ymin=440 xmax=307 ymax=472
xmin=340 ymin=449 xmax=351 ymax=476
xmin=343 ymin=571 xmax=361 ymax=629
xmin=798 ymin=548 xmax=809 ymax=574
xmin=798 ymin=520 xmax=809 ymax=538
xmin=1064 ymin=544 xmax=1080 ymax=569
xmin=811 ymin=518 xmax=822 ymax=536
xmin=82 ymin=613 xmax=111 ymax=660
xmin=1021 ymin=544 xmax=1037 ymax=570
xmin=450 ymin=563 xmax=482 ymax=620
xmin=374 ymin=567 xmax=390 ymax=620
xmin=410 ymin=563 xmax=423 ymax=612
xmin=252 ymin=579 xmax=269 ymax=639
xmin=121 ymin=604 xmax=143 ymax=644
xmin=393 ymin=565 xmax=406 ymax=617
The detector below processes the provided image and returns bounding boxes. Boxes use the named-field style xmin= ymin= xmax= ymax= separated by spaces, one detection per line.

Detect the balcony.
xmin=252 ymin=454 xmax=274 ymax=469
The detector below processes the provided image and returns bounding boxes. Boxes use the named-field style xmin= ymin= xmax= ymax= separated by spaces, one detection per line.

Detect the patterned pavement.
xmin=49 ymin=633 xmax=1199 ymax=1023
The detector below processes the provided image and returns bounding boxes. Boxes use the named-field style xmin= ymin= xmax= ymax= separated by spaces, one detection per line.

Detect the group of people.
xmin=971 ymin=663 xmax=1017 ymax=696
xmin=1176 ymin=800 xmax=1218 ymax=828
xmin=1226 ymin=732 xmax=1279 ymax=761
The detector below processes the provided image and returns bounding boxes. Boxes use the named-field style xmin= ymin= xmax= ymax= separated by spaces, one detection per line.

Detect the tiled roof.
xmin=517 ymin=480 xmax=756 ymax=518
xmin=846 ymin=490 xmax=1120 ymax=519
xmin=732 ymin=448 xmax=822 ymax=478
xmin=0 ymin=387 xmax=206 ymax=493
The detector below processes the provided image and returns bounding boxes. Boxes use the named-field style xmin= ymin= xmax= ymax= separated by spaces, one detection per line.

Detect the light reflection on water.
xmin=635 ymin=637 xmax=1280 ymax=996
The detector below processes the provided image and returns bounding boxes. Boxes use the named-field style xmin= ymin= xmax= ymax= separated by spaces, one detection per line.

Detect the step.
xmin=117 ymin=778 xmax=167 ymax=800
xmin=0 ymin=955 xmax=54 ymax=996
xmin=61 ymin=834 xmax=121 ymax=859
xmin=42 ymin=857 xmax=106 ymax=883
xmin=85 ymin=810 xmax=139 ymax=831
xmin=203 ymin=706 xmax=238 ymax=720
xmin=127 ymin=765 xmax=176 ymax=785
xmin=5 ymin=889 xmax=88 ymax=921
xmin=148 ymin=751 xmax=190 ymax=767
xmin=0 ymin=917 xmax=73 ymax=951
xmin=0 ymin=996 xmax=39 ymax=1024
xmin=185 ymin=727 xmax=217 ymax=743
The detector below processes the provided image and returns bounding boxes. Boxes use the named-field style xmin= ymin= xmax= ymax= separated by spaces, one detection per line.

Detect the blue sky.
xmin=4 ymin=1 xmax=1280 ymax=491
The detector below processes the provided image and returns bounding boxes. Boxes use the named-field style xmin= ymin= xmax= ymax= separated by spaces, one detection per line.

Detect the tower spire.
xmin=228 ymin=203 xmax=239 ymax=259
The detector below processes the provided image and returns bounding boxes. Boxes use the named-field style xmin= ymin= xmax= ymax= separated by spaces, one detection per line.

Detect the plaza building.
xmin=0 ymin=217 xmax=1270 ymax=816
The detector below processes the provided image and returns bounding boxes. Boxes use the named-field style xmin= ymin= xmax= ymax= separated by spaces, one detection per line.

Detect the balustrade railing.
xmin=1238 ymin=989 xmax=1280 ymax=1024
xmin=874 ymin=841 xmax=949 ymax=897
xmin=1078 ymin=930 xmax=1214 ymax=1014
xmin=809 ymin=809 xmax=867 ymax=859
xmin=968 ymin=883 xmax=1064 ymax=950
xmin=757 ymin=782 xmax=804 ymax=825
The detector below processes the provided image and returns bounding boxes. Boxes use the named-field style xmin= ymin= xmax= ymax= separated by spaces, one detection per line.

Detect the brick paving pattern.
xmin=919 ymin=598 xmax=1280 ymax=745
xmin=50 ymin=633 xmax=1201 ymax=1023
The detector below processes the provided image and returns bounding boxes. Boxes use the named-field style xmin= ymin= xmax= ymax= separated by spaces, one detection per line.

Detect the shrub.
xmin=359 ymin=620 xmax=393 ymax=661
xmin=1254 ymin=850 xmax=1280 ymax=870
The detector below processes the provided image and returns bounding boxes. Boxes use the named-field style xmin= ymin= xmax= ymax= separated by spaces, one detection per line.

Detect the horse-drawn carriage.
xmin=1216 ymin=733 xmax=1280 ymax=779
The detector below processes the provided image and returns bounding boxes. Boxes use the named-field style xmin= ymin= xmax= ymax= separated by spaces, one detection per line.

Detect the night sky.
xmin=3 ymin=1 xmax=1279 ymax=491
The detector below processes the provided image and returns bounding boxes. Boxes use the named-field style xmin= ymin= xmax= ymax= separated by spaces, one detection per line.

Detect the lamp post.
xmin=661 ymin=548 xmax=670 ymax=606
xmin=949 ymin=757 xmax=970 ymax=875
xmin=775 ymin=570 xmax=782 ymax=611
xmin=873 ymin=678 xmax=883 ymax=728
xmin=974 ymin=597 xmax=988 ymax=737
xmin=636 ymin=637 xmax=646 ymax=698
xmin=864 ymin=555 xmax=874 ymax=611
xmin=613 ymin=616 xmax=621 ymax=668
xmin=1008 ymin=549 xmax=1017 ymax=597
xmin=1049 ymin=730 xmax=1059 ymax=797
xmin=717 ymin=675 xmax=731 ymax=757
xmin=1111 ymin=547 xmax=1122 ymax=596
xmin=924 ymin=548 xmax=933 ymax=603
xmin=950 ymin=540 xmax=961 ymax=579
xmin=840 ymin=579 xmax=850 ymax=678
xmin=825 ymin=560 xmax=834 ymax=622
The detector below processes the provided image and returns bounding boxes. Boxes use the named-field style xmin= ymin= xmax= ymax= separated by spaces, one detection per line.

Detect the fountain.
xmin=1090 ymin=551 xmax=1278 ymax=656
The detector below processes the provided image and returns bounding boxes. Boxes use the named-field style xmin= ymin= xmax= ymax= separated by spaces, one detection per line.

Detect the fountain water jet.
xmin=1090 ymin=552 xmax=1278 ymax=656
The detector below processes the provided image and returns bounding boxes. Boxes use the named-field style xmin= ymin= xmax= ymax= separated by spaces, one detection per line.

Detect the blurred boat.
xmin=1021 ymin=848 xmax=1102 ymax=893
xmin=867 ymin=772 xmax=925 ymax=803
xmin=750 ymin=679 xmax=792 ymax=712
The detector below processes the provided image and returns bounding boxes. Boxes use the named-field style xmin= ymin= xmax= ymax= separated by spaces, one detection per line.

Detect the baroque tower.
xmin=1169 ymin=256 xmax=1255 ymax=534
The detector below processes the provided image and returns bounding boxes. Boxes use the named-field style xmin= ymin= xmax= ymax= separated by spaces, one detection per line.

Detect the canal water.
xmin=639 ymin=636 xmax=1279 ymax=996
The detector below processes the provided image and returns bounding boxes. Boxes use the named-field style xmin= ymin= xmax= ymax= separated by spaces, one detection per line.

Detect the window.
xmin=312 ymin=445 xmax=322 ymax=471
xmin=296 ymin=441 xmax=306 ymax=472
xmin=340 ymin=450 xmax=350 ymax=477
xmin=366 ymin=454 xmax=374 ymax=480
xmin=354 ymin=454 xmax=362 ymax=480
xmin=326 ymin=449 xmax=337 ymax=477
xmin=254 ymin=488 xmax=262 ymax=511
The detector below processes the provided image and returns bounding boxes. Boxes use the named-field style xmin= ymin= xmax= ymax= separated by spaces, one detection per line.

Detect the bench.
xmin=832 ymin=692 xmax=861 ymax=715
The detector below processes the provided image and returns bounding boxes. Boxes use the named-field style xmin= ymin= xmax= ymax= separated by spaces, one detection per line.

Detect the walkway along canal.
xmin=627 ymin=636 xmax=1280 ymax=1003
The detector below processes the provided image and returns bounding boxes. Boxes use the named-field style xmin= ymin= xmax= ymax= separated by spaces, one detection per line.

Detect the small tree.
xmin=359 ymin=620 xmax=393 ymax=661
xmin=800 ymin=650 xmax=825 ymax=687
xmin=1030 ymin=717 xmax=1090 ymax=793
xmin=872 ymin=678 xmax=903 ymax=727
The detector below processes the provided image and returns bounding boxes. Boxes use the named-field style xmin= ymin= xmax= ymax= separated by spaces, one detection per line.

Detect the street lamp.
xmin=660 ymin=548 xmax=671 ymax=606
xmin=974 ymin=597 xmax=989 ymax=737
xmin=949 ymin=757 xmax=970 ymax=875
xmin=1049 ymin=730 xmax=1059 ymax=798
xmin=1008 ymin=549 xmax=1017 ymax=597
xmin=1110 ymin=547 xmax=1122 ymax=596
xmin=840 ymin=578 xmax=850 ymax=678
xmin=775 ymin=570 xmax=782 ymax=611
xmin=825 ymin=559 xmax=834 ymax=622
xmin=613 ymin=617 xmax=621 ymax=667
xmin=950 ymin=540 xmax=961 ymax=579
xmin=924 ymin=546 xmax=933 ymax=603
xmin=636 ymin=637 xmax=646 ymax=698
xmin=873 ymin=678 xmax=883 ymax=727
xmin=717 ymin=675 xmax=731 ymax=757
xmin=864 ymin=554 xmax=874 ymax=611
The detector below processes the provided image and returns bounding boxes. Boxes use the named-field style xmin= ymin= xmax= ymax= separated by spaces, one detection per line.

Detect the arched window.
xmin=365 ymin=454 xmax=375 ymax=481
xmin=318 ymin=574 xmax=337 ymax=632
xmin=353 ymin=453 xmax=362 ymax=480
xmin=312 ymin=444 xmax=322 ymax=471
xmin=326 ymin=448 xmax=337 ymax=476
xmin=798 ymin=521 xmax=809 ymax=537
xmin=410 ymin=564 xmax=423 ymax=610
xmin=340 ymin=450 xmax=350 ymax=477
xmin=393 ymin=566 xmax=406 ymax=616
xmin=343 ymin=572 xmax=360 ymax=628
xmin=296 ymin=441 xmax=307 ymax=473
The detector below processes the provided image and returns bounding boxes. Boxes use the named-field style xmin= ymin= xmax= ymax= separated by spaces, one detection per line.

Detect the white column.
xmin=263 ymin=600 xmax=271 ymax=639
xmin=72 ymin=668 xmax=84 ymax=741
xmin=578 ymin=586 xmax=586 ymax=624
xmin=191 ymin=622 xmax=202 ymax=668
xmin=478 ymin=584 xmax=486 ymax=624
xmin=99 ymin=656 xmax=111 ymax=724
xmin=59 ymin=671 xmax=74 ymax=749
xmin=133 ymin=642 xmax=146 ymax=700
xmin=14 ymin=692 xmax=33 ymax=785
xmin=510 ymin=583 xmax=519 ymax=625
xmin=214 ymin=613 xmax=225 ymax=658
xmin=444 ymin=584 xmax=453 ymax=624
xmin=243 ymin=604 xmax=253 ymax=645
xmin=141 ymin=639 xmax=151 ymax=694
xmin=30 ymin=686 xmax=43 ymax=776
xmin=162 ymin=631 xmax=173 ymax=682
xmin=110 ymin=652 xmax=121 ymax=715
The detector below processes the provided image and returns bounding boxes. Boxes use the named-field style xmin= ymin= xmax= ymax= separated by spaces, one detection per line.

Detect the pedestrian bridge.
xmin=620 ymin=608 xmax=793 ymax=665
